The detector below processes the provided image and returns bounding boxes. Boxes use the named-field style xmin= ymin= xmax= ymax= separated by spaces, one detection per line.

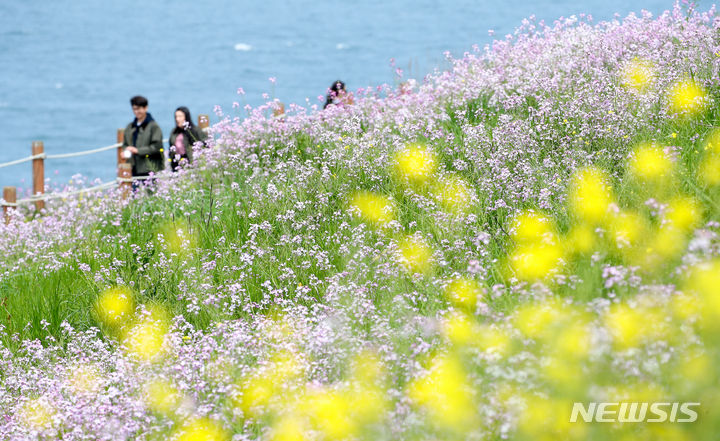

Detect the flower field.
xmin=2 ymin=4 xmax=720 ymax=440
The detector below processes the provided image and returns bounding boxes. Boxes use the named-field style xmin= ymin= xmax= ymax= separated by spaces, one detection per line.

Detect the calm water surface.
xmin=0 ymin=0 xmax=676 ymax=190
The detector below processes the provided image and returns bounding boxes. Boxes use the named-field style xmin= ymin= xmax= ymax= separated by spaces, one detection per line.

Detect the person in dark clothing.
xmin=323 ymin=80 xmax=354 ymax=109
xmin=122 ymin=96 xmax=164 ymax=189
xmin=168 ymin=106 xmax=207 ymax=171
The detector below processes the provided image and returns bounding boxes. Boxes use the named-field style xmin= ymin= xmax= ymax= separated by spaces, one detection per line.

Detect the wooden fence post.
xmin=32 ymin=141 xmax=45 ymax=211
xmin=117 ymin=128 xmax=126 ymax=165
xmin=118 ymin=163 xmax=132 ymax=200
xmin=198 ymin=114 xmax=209 ymax=131
xmin=2 ymin=187 xmax=16 ymax=224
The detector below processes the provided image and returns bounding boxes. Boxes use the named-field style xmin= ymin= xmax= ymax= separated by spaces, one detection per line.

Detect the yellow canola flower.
xmin=568 ymin=167 xmax=614 ymax=223
xmin=349 ymin=191 xmax=395 ymax=225
xmin=668 ymin=78 xmax=709 ymax=117
xmin=639 ymin=225 xmax=687 ymax=267
xmin=268 ymin=350 xmax=302 ymax=385
xmin=234 ymin=375 xmax=276 ymax=417
xmin=699 ymin=153 xmax=720 ymax=186
xmin=670 ymin=292 xmax=701 ymax=321
xmin=608 ymin=210 xmax=647 ymax=250
xmin=677 ymin=349 xmax=713 ymax=388
xmin=684 ymin=260 xmax=720 ymax=329
xmin=565 ymin=223 xmax=596 ymax=255
xmin=431 ymin=174 xmax=474 ymax=213
xmin=18 ymin=397 xmax=56 ymax=430
xmin=605 ymin=303 xmax=669 ymax=348
xmin=270 ymin=415 xmax=309 ymax=441
xmin=551 ymin=320 xmax=591 ymax=360
xmin=95 ymin=286 xmax=134 ymax=327
xmin=620 ymin=58 xmax=654 ymax=92
xmin=158 ymin=219 xmax=198 ymax=256
xmin=173 ymin=418 xmax=230 ymax=441
xmin=703 ymin=127 xmax=720 ymax=153
xmin=509 ymin=237 xmax=564 ymax=281
xmin=396 ymin=235 xmax=433 ymax=274
xmin=351 ymin=350 xmax=384 ymax=384
xmin=67 ymin=363 xmax=101 ymax=395
xmin=407 ymin=354 xmax=475 ymax=430
xmin=349 ymin=386 xmax=387 ymax=424
xmin=143 ymin=379 xmax=182 ymax=415
xmin=304 ymin=387 xmax=356 ymax=440
xmin=347 ymin=352 xmax=389 ymax=423
xmin=541 ymin=357 xmax=585 ymax=392
xmin=123 ymin=319 xmax=168 ymax=362
xmin=475 ymin=324 xmax=511 ymax=356
xmin=441 ymin=311 xmax=482 ymax=347
xmin=665 ymin=196 xmax=702 ymax=232
xmin=628 ymin=142 xmax=674 ymax=182
xmin=393 ymin=144 xmax=437 ymax=185
xmin=513 ymin=300 xmax=566 ymax=339
xmin=510 ymin=211 xmax=554 ymax=243
xmin=609 ymin=381 xmax=666 ymax=404
xmin=518 ymin=395 xmax=587 ymax=441
xmin=444 ymin=277 xmax=483 ymax=309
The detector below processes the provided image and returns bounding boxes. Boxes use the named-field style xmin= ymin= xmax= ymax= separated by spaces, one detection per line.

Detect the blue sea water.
xmin=0 ymin=0 xmax=677 ymax=190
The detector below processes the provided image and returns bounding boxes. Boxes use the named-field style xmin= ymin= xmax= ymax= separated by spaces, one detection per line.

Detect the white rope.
xmin=0 ymin=153 xmax=46 ymax=169
xmin=117 ymin=174 xmax=172 ymax=183
xmin=45 ymin=143 xmax=121 ymax=160
xmin=3 ymin=181 xmax=118 ymax=206
xmin=0 ymin=139 xmax=172 ymax=168
xmin=1 ymin=172 xmax=175 ymax=206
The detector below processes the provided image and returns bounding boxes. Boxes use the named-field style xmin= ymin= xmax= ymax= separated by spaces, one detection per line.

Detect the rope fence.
xmin=1 ymin=116 xmax=209 ymax=223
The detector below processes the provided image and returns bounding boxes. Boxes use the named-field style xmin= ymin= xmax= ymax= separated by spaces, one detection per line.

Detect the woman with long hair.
xmin=323 ymin=80 xmax=353 ymax=109
xmin=168 ymin=106 xmax=207 ymax=171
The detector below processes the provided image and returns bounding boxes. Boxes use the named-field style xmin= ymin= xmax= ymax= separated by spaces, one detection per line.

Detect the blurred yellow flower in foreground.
xmin=95 ymin=286 xmax=134 ymax=327
xmin=143 ymin=379 xmax=182 ymax=415
xmin=444 ymin=277 xmax=483 ymax=309
xmin=476 ymin=324 xmax=511 ymax=356
xmin=665 ymin=196 xmax=702 ymax=232
xmin=518 ymin=395 xmax=587 ymax=441
xmin=158 ymin=219 xmax=198 ymax=256
xmin=509 ymin=240 xmax=564 ymax=281
xmin=699 ymin=153 xmax=720 ymax=186
xmin=235 ymin=375 xmax=275 ymax=417
xmin=432 ymin=174 xmax=474 ymax=213
xmin=510 ymin=211 xmax=554 ymax=243
xmin=513 ymin=300 xmax=564 ymax=339
xmin=123 ymin=319 xmax=168 ymax=362
xmin=628 ymin=142 xmax=674 ymax=182
xmin=608 ymin=210 xmax=647 ymax=250
xmin=408 ymin=354 xmax=475 ymax=430
xmin=394 ymin=144 xmax=437 ymax=185
xmin=684 ymin=260 xmax=720 ymax=329
xmin=566 ymin=223 xmax=596 ymax=255
xmin=703 ymin=127 xmax=720 ymax=153
xmin=349 ymin=191 xmax=395 ymax=225
xmin=18 ymin=397 xmax=56 ymax=430
xmin=568 ymin=167 xmax=613 ymax=223
xmin=174 ymin=418 xmax=229 ymax=441
xmin=605 ymin=303 xmax=668 ymax=348
xmin=620 ymin=58 xmax=654 ymax=92
xmin=304 ymin=387 xmax=355 ymax=440
xmin=441 ymin=311 xmax=481 ymax=346
xmin=397 ymin=235 xmax=433 ymax=273
xmin=668 ymin=78 xmax=709 ymax=117
xmin=67 ymin=363 xmax=101 ymax=395
xmin=270 ymin=415 xmax=308 ymax=441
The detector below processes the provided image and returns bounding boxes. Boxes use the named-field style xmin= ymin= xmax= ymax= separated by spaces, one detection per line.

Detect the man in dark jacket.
xmin=122 ymin=96 xmax=164 ymax=183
